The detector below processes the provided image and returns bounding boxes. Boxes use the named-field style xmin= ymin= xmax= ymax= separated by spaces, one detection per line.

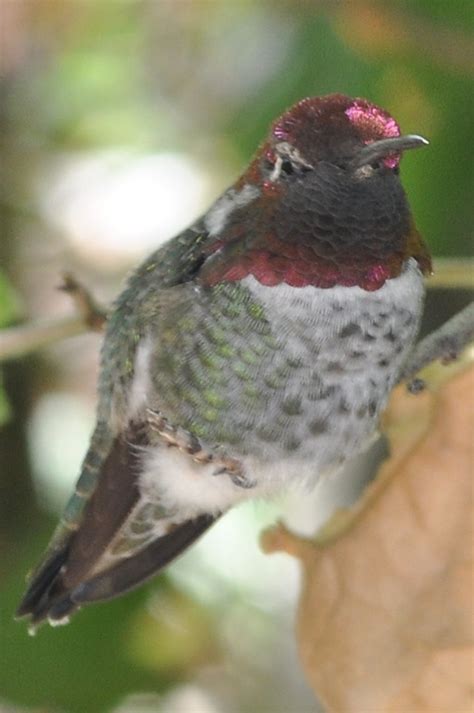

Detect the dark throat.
xmin=200 ymin=172 xmax=431 ymax=291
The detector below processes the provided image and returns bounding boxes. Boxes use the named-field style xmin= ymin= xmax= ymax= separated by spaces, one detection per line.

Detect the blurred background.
xmin=0 ymin=2 xmax=473 ymax=712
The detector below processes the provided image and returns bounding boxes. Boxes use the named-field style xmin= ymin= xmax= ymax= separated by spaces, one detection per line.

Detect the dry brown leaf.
xmin=262 ymin=364 xmax=474 ymax=713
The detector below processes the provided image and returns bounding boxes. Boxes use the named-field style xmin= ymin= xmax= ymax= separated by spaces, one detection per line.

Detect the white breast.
xmin=133 ymin=259 xmax=425 ymax=518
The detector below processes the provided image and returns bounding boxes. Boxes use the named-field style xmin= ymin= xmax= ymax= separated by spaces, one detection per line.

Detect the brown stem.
xmin=0 ymin=273 xmax=107 ymax=363
xmin=399 ymin=301 xmax=474 ymax=392
xmin=59 ymin=272 xmax=107 ymax=332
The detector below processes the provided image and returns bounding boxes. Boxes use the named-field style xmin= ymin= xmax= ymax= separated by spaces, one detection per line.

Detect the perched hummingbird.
xmin=17 ymin=94 xmax=431 ymax=628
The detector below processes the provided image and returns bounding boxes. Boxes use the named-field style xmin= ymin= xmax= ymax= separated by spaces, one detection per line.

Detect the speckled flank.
xmin=135 ymin=258 xmax=424 ymax=503
xmin=18 ymin=93 xmax=430 ymax=625
xmin=100 ymin=258 xmax=425 ymax=546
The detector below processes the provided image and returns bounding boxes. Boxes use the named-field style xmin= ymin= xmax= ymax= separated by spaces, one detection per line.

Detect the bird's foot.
xmin=147 ymin=409 xmax=255 ymax=489
xmin=211 ymin=458 xmax=256 ymax=489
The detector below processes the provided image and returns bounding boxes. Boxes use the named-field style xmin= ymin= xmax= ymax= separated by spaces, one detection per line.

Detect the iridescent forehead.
xmin=270 ymin=94 xmax=401 ymax=162
xmin=345 ymin=100 xmax=399 ymax=139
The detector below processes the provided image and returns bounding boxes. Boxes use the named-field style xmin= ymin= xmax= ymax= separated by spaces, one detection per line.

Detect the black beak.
xmin=353 ymin=134 xmax=429 ymax=168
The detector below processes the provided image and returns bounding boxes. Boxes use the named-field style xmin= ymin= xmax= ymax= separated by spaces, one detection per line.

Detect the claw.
xmin=230 ymin=472 xmax=256 ymax=489
xmin=147 ymin=408 xmax=251 ymax=487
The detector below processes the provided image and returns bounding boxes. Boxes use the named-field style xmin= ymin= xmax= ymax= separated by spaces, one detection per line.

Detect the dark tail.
xmin=17 ymin=422 xmax=218 ymax=628
xmin=16 ymin=513 xmax=216 ymax=627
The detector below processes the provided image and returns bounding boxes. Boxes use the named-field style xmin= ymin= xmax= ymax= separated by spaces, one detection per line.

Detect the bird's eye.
xmin=266 ymin=144 xmax=314 ymax=182
xmin=370 ymin=160 xmax=381 ymax=170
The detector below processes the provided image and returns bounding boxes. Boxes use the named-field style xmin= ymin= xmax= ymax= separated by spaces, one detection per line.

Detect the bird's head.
xmin=201 ymin=94 xmax=431 ymax=291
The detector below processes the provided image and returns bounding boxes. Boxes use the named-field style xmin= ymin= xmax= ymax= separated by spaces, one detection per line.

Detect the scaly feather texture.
xmin=17 ymin=94 xmax=431 ymax=628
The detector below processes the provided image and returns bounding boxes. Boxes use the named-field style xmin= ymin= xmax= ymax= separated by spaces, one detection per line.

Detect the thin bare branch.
xmin=428 ymin=258 xmax=474 ymax=290
xmin=0 ymin=274 xmax=107 ymax=363
xmin=0 ymin=272 xmax=473 ymax=381
xmin=0 ymin=317 xmax=90 ymax=362
xmin=59 ymin=272 xmax=107 ymax=332
xmin=400 ymin=302 xmax=474 ymax=391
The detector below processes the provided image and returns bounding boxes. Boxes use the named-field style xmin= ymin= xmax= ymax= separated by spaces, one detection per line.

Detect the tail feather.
xmin=60 ymin=432 xmax=143 ymax=591
xmin=71 ymin=513 xmax=216 ymax=604
xmin=17 ymin=428 xmax=141 ymax=624
xmin=17 ymin=419 xmax=219 ymax=628
xmin=17 ymin=514 xmax=216 ymax=626
xmin=16 ymin=545 xmax=70 ymax=619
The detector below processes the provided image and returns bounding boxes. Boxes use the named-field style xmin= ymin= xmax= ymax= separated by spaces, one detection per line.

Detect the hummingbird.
xmin=17 ymin=94 xmax=431 ymax=628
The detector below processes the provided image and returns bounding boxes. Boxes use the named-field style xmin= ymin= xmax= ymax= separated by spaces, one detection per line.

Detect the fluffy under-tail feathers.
xmin=16 ymin=427 xmax=217 ymax=628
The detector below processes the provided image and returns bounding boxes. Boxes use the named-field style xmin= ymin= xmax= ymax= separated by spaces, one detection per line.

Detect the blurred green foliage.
xmin=7 ymin=1 xmax=473 ymax=255
xmin=1 ymin=2 xmax=473 ymax=712
xmin=0 ymin=271 xmax=22 ymax=424
xmin=1 ymin=520 xmax=218 ymax=712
